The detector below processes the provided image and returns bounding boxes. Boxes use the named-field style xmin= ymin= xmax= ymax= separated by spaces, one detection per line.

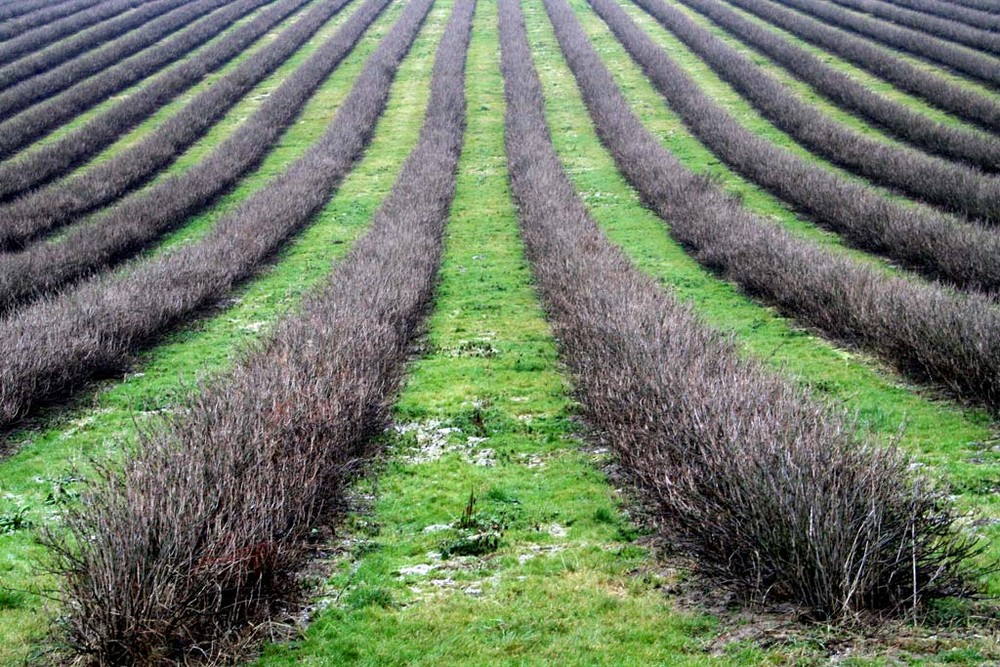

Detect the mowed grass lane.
xmin=0 ymin=0 xmax=446 ymax=659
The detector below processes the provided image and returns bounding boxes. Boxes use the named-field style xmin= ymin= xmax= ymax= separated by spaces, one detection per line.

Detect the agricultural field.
xmin=0 ymin=0 xmax=998 ymax=663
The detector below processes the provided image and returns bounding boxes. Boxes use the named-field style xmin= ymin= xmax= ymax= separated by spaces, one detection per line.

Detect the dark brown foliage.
xmin=824 ymin=0 xmax=1000 ymax=55
xmin=771 ymin=0 xmax=1000 ymax=86
xmin=595 ymin=0 xmax=1000 ymax=292
xmin=723 ymin=0 xmax=1000 ymax=134
xmin=0 ymin=0 xmax=194 ymax=91
xmin=0 ymin=0 xmax=429 ymax=430
xmin=0 ymin=0 xmax=239 ymax=118
xmin=501 ymin=0 xmax=979 ymax=620
xmin=0 ymin=0 xmax=384 ymax=313
xmin=0 ymin=0 xmax=325 ymax=199
xmin=0 ymin=0 xmax=107 ymax=43
xmin=675 ymin=0 xmax=1000 ymax=172
xmin=551 ymin=0 xmax=1000 ymax=410
xmin=630 ymin=0 xmax=1000 ymax=224
xmin=46 ymin=0 xmax=471 ymax=659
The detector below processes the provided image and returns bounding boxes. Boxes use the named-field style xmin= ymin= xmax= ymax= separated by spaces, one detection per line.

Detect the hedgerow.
xmin=0 ymin=0 xmax=384 ymax=310
xmin=552 ymin=0 xmax=1000 ymax=410
xmin=722 ymin=0 xmax=1000 ymax=134
xmin=0 ymin=0 xmax=107 ymax=43
xmin=866 ymin=0 xmax=1000 ymax=33
xmin=0 ymin=0 xmax=320 ymax=199
xmin=45 ymin=0 xmax=469 ymax=660
xmin=502 ymin=0 xmax=979 ymax=620
xmin=771 ymin=0 xmax=1000 ymax=86
xmin=0 ymin=0 xmax=193 ymax=89
xmin=0 ymin=0 xmax=239 ymax=117
xmin=674 ymin=0 xmax=1000 ymax=172
xmin=0 ymin=0 xmax=431 ymax=431
xmin=825 ymin=0 xmax=1000 ymax=56
xmin=592 ymin=0 xmax=1000 ymax=291
xmin=630 ymin=0 xmax=1000 ymax=223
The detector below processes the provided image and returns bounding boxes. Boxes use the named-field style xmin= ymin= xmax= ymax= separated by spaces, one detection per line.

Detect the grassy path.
xmin=0 ymin=0 xmax=447 ymax=659
xmin=255 ymin=2 xmax=735 ymax=664
xmin=533 ymin=0 xmax=998 ymax=594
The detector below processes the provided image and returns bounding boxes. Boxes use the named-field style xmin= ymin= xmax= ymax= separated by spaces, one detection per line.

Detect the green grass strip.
xmin=0 ymin=0 xmax=446 ymax=658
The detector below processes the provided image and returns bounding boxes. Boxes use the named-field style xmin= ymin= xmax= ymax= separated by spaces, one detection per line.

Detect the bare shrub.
xmin=723 ymin=0 xmax=1000 ymax=134
xmin=0 ymin=0 xmax=107 ymax=44
xmin=769 ymin=0 xmax=1000 ymax=86
xmin=500 ymin=0 xmax=980 ymax=620
xmin=0 ymin=0 xmax=240 ymax=118
xmin=0 ymin=0 xmax=431 ymax=430
xmin=549 ymin=0 xmax=1000 ymax=410
xmin=0 ymin=0 xmax=386 ymax=314
xmin=824 ymin=0 xmax=1000 ymax=55
xmin=593 ymin=0 xmax=1000 ymax=292
xmin=0 ymin=0 xmax=315 ymax=196
xmin=0 ymin=0 xmax=194 ymax=90
xmin=674 ymin=0 xmax=1000 ymax=173
xmin=45 ymin=0 xmax=471 ymax=659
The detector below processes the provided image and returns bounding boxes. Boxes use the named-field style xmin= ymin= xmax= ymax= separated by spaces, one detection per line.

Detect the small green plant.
xmin=0 ymin=506 xmax=33 ymax=534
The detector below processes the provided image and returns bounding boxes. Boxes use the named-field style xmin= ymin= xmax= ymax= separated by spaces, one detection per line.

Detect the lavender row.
xmin=0 ymin=0 xmax=429 ymax=430
xmin=48 ymin=0 xmax=470 ymax=660
xmin=0 ymin=0 xmax=383 ymax=312
xmin=675 ymin=0 xmax=1000 ymax=172
xmin=502 ymin=0 xmax=976 ymax=620
xmin=0 ymin=0 xmax=316 ymax=198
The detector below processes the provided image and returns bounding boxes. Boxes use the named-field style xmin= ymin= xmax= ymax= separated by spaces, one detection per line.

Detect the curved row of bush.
xmin=0 ymin=0 xmax=241 ymax=118
xmin=0 ymin=0 xmax=80 ymax=23
xmin=502 ymin=0 xmax=977 ymax=620
xmin=0 ymin=0 xmax=145 ymax=66
xmin=945 ymin=0 xmax=1000 ymax=13
xmin=632 ymin=0 xmax=1000 ymax=224
xmin=881 ymin=0 xmax=1000 ymax=33
xmin=0 ymin=0 xmax=275 ymax=164
xmin=557 ymin=0 xmax=1000 ymax=411
xmin=0 ymin=0 xmax=383 ymax=307
xmin=770 ymin=0 xmax=1000 ymax=86
xmin=0 ymin=0 xmax=193 ymax=90
xmin=0 ymin=0 xmax=317 ymax=199
xmin=675 ymin=0 xmax=1000 ymax=172
xmin=0 ymin=0 xmax=106 ymax=42
xmin=722 ymin=0 xmax=1000 ymax=133
xmin=825 ymin=0 xmax=1000 ymax=56
xmin=47 ymin=0 xmax=470 ymax=659
xmin=0 ymin=0 xmax=431 ymax=431
xmin=595 ymin=0 xmax=1000 ymax=291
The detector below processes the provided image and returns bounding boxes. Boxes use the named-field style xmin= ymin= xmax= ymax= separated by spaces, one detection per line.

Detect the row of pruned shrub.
xmin=0 ymin=0 xmax=114 ymax=49
xmin=0 ymin=0 xmax=383 ymax=314
xmin=0 ymin=0 xmax=96 ymax=26
xmin=556 ymin=0 xmax=1000 ymax=411
xmin=631 ymin=0 xmax=1000 ymax=224
xmin=770 ymin=0 xmax=1000 ymax=86
xmin=593 ymin=0 xmax=1000 ymax=292
xmin=878 ymin=0 xmax=1000 ymax=32
xmin=675 ymin=0 xmax=1000 ymax=172
xmin=0 ymin=0 xmax=322 ymax=199
xmin=44 ymin=1 xmax=470 ymax=660
xmin=723 ymin=0 xmax=1000 ymax=133
xmin=502 ymin=0 xmax=980 ymax=621
xmin=825 ymin=0 xmax=1000 ymax=55
xmin=0 ymin=0 xmax=193 ymax=90
xmin=0 ymin=0 xmax=243 ymax=118
xmin=0 ymin=0 xmax=430 ymax=431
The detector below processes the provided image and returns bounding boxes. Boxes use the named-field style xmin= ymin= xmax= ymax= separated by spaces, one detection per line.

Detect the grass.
xmin=0 ymin=0 xmax=444 ymax=659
